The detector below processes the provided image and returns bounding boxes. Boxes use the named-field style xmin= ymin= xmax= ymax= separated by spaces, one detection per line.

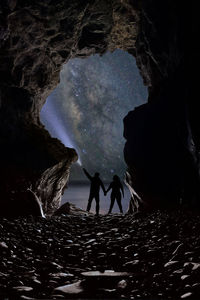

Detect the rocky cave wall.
xmin=124 ymin=1 xmax=200 ymax=209
xmin=0 ymin=0 xmax=138 ymax=216
xmin=0 ymin=0 xmax=199 ymax=215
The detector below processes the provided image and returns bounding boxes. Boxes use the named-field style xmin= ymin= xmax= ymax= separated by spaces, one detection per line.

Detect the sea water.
xmin=62 ymin=183 xmax=131 ymax=214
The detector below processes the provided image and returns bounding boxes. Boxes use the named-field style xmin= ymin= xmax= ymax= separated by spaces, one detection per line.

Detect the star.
xmin=41 ymin=49 xmax=147 ymax=181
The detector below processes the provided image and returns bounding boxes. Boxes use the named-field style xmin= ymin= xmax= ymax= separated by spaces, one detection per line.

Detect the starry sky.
xmin=40 ymin=49 xmax=147 ymax=182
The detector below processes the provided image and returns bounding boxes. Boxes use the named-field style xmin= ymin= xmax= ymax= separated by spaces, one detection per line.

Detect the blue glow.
xmin=40 ymin=50 xmax=147 ymax=181
xmin=41 ymin=94 xmax=82 ymax=166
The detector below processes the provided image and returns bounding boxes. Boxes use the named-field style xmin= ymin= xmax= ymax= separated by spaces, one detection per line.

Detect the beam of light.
xmin=40 ymin=94 xmax=82 ymax=166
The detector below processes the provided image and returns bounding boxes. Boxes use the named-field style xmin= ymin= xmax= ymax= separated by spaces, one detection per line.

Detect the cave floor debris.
xmin=1 ymin=210 xmax=200 ymax=299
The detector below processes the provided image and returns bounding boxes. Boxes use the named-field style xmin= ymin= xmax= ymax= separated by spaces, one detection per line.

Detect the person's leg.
xmin=108 ymin=194 xmax=115 ymax=213
xmin=95 ymin=194 xmax=100 ymax=215
xmin=116 ymin=194 xmax=123 ymax=213
xmin=87 ymin=194 xmax=93 ymax=212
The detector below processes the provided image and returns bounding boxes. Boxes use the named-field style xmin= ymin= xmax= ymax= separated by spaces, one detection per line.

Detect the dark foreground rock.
xmin=53 ymin=202 xmax=93 ymax=216
xmin=1 ymin=210 xmax=200 ymax=299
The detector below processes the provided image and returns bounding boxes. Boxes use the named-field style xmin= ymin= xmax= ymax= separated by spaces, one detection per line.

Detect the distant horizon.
xmin=67 ymin=180 xmax=127 ymax=185
xmin=62 ymin=183 xmax=131 ymax=214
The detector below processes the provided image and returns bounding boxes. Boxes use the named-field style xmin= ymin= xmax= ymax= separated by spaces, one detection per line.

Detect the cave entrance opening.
xmin=40 ymin=49 xmax=147 ymax=214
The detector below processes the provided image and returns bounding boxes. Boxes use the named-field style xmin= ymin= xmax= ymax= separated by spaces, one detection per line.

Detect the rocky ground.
xmin=1 ymin=209 xmax=200 ymax=299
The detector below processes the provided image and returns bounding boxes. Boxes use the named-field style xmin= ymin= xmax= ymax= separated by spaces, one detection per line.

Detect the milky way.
xmin=41 ymin=50 xmax=147 ymax=181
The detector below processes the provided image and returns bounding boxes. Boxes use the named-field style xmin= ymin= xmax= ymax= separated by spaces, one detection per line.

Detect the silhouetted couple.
xmin=83 ymin=168 xmax=124 ymax=216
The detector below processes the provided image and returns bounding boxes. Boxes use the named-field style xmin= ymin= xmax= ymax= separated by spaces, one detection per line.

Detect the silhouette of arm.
xmin=100 ymin=180 xmax=106 ymax=194
xmin=106 ymin=183 xmax=112 ymax=193
xmin=83 ymin=168 xmax=92 ymax=180
xmin=120 ymin=183 xmax=124 ymax=197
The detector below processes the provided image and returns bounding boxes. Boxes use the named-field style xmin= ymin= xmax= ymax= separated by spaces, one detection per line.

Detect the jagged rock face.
xmin=1 ymin=0 xmax=199 ymax=214
xmin=124 ymin=1 xmax=200 ymax=209
xmin=0 ymin=0 xmax=137 ymax=107
xmin=0 ymin=0 xmax=138 ymax=215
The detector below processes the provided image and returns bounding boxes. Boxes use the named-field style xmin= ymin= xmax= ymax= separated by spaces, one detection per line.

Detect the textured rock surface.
xmin=1 ymin=211 xmax=200 ymax=299
xmin=123 ymin=1 xmax=200 ymax=209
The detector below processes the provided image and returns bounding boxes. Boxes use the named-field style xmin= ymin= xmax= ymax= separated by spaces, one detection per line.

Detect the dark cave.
xmin=0 ymin=1 xmax=200 ymax=214
xmin=0 ymin=0 xmax=199 ymax=217
xmin=1 ymin=1 xmax=200 ymax=299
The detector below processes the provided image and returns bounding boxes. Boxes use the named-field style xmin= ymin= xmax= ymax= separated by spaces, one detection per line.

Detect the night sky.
xmin=41 ymin=49 xmax=147 ymax=182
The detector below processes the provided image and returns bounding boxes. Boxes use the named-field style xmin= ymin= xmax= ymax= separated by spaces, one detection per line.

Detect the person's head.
xmin=95 ymin=172 xmax=100 ymax=177
xmin=113 ymin=175 xmax=120 ymax=181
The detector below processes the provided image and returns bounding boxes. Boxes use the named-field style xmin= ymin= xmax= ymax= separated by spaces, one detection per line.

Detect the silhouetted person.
xmin=83 ymin=168 xmax=106 ymax=216
xmin=107 ymin=175 xmax=124 ymax=214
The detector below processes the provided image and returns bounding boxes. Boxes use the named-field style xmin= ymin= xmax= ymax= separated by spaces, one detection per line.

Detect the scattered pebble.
xmin=181 ymin=292 xmax=193 ymax=298
xmin=54 ymin=280 xmax=83 ymax=295
xmin=0 ymin=210 xmax=200 ymax=299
